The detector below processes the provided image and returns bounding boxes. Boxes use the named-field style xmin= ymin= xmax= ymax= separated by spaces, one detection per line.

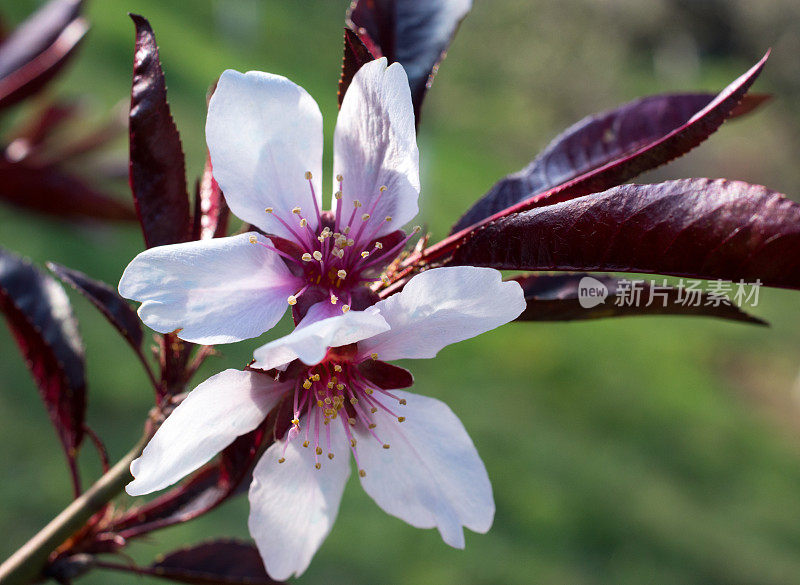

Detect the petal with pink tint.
xmin=207 ymin=69 xmax=323 ymax=239
xmin=356 ymin=390 xmax=493 ymax=548
xmin=119 ymin=233 xmax=300 ymax=345
xmin=127 ymin=369 xmax=287 ymax=496
xmin=333 ymin=58 xmax=419 ymax=240
xmin=359 ymin=266 xmax=525 ymax=361
xmin=248 ymin=421 xmax=351 ymax=580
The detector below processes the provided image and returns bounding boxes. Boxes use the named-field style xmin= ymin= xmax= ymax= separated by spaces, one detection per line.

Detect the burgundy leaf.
xmin=338 ymin=27 xmax=375 ymax=107
xmin=347 ymin=0 xmax=471 ymax=122
xmin=357 ymin=359 xmax=414 ymax=389
xmin=128 ymin=14 xmax=191 ymax=249
xmin=193 ymin=154 xmax=229 ymax=240
xmin=47 ymin=263 xmax=143 ymax=351
xmin=449 ymin=179 xmax=800 ymax=291
xmin=0 ymin=0 xmax=83 ymax=79
xmin=449 ymin=53 xmax=770 ymax=235
xmin=0 ymin=247 xmax=85 ymax=477
xmin=0 ymin=16 xmax=87 ymax=111
xmin=513 ymin=273 xmax=766 ymax=325
xmin=6 ymin=100 xmax=81 ymax=147
xmin=0 ymin=158 xmax=137 ymax=221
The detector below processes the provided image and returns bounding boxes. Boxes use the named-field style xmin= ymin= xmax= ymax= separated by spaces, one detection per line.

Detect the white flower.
xmin=118 ymin=57 xmax=420 ymax=344
xmin=126 ymin=266 xmax=525 ymax=580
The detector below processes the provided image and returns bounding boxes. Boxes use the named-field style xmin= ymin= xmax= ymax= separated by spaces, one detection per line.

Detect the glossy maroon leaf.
xmin=0 ymin=16 xmax=87 ymax=111
xmin=357 ymin=359 xmax=414 ymax=389
xmin=450 ymin=53 xmax=770 ymax=235
xmin=47 ymin=262 xmax=143 ymax=351
xmin=0 ymin=158 xmax=137 ymax=221
xmin=128 ymin=14 xmax=191 ymax=249
xmin=449 ymin=179 xmax=800 ymax=291
xmin=0 ymin=247 xmax=85 ymax=480
xmin=347 ymin=0 xmax=471 ymax=122
xmin=338 ymin=27 xmax=375 ymax=107
xmin=513 ymin=273 xmax=766 ymax=325
xmin=193 ymin=154 xmax=229 ymax=240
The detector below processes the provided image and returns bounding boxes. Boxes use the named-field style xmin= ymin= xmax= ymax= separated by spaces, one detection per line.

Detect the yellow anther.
xmin=413 ymin=225 xmax=422 ymax=233
xmin=301 ymin=253 xmax=312 ymax=262
xmin=328 ymin=453 xmax=334 ymax=460
xmin=248 ymin=235 xmax=258 ymax=244
xmin=370 ymin=352 xmax=378 ymax=360
xmin=324 ymin=397 xmax=332 ymax=404
xmin=361 ymin=251 xmax=370 ymax=258
xmin=315 ymin=462 xmax=321 ymax=470
xmin=336 ymin=174 xmax=343 ymax=182
xmin=303 ymin=380 xmax=312 ymax=390
xmin=287 ymin=295 xmax=298 ymax=305
xmin=385 ymin=216 xmax=392 ymax=222
xmin=337 ymin=269 xmax=347 ymax=279
xmin=311 ymin=374 xmax=320 ymax=381
xmin=316 ymin=400 xmax=323 ymax=407
xmin=318 ymin=235 xmax=325 ymax=243
xmin=350 ymin=438 xmax=357 ymax=447
xmin=292 ymin=206 xmax=302 ymax=214
xmin=380 ymin=275 xmax=390 ymax=284
xmin=336 ymin=383 xmax=345 ymax=391
xmin=334 ymin=191 xmax=343 ymax=200
xmin=383 ymin=443 xmax=390 ymax=449
xmin=291 ymin=417 xmax=300 ymax=426
xmin=398 ymin=416 xmax=406 ymax=422
xmin=334 ymin=364 xmax=342 ymax=372
xmin=347 ymin=239 xmax=355 ymax=247
xmin=278 ymin=457 xmax=286 ymax=463
xmin=379 ymin=185 xmax=387 ymax=192
xmin=368 ymin=423 xmax=376 ymax=429
xmin=374 ymin=242 xmax=383 ymax=249
xmin=350 ymin=397 xmax=358 ymax=405
xmin=304 ymin=171 xmax=313 ymax=180
xmin=300 ymin=218 xmax=308 ymax=227
xmin=370 ymin=407 xmax=377 ymax=414
xmin=365 ymin=388 xmax=374 ymax=395
xmin=316 ymin=446 xmax=323 ymax=455
xmin=330 ymin=294 xmax=338 ymax=305
xmin=265 ymin=207 xmax=273 ymax=214
xmin=302 ymin=440 xmax=309 ymax=448
xmin=312 ymin=250 xmax=323 ymax=261
xmin=354 ymin=200 xmax=362 ymax=208
xmin=359 ymin=469 xmax=366 ymax=477
xmin=342 ymin=305 xmax=351 ymax=313
xmin=343 ymin=226 xmax=351 ymax=235
xmin=327 ymin=381 xmax=334 ymax=389
xmin=362 ymin=213 xmax=371 ymax=221
xmin=348 ymin=417 xmax=356 ymax=426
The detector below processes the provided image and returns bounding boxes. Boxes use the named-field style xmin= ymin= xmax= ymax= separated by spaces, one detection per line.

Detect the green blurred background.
xmin=3 ymin=1 xmax=800 ymax=583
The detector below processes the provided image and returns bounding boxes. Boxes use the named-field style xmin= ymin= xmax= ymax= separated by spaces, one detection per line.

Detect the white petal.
xmin=248 ymin=422 xmax=351 ymax=580
xmin=127 ymin=370 xmax=287 ymax=496
xmin=357 ymin=390 xmax=493 ymax=547
xmin=252 ymin=306 xmax=389 ymax=370
xmin=118 ymin=233 xmax=299 ymax=345
xmin=207 ymin=69 xmax=323 ymax=239
xmin=358 ymin=266 xmax=525 ymax=361
xmin=333 ymin=58 xmax=419 ymax=240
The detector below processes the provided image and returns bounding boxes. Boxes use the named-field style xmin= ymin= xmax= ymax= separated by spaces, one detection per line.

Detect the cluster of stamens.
xmin=249 ymin=171 xmax=420 ymax=311
xmin=277 ymin=351 xmax=407 ymax=476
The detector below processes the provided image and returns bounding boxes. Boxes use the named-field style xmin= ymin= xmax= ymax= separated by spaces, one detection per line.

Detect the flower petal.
xmin=207 ymin=69 xmax=323 ymax=239
xmin=119 ymin=233 xmax=299 ymax=345
xmin=359 ymin=266 xmax=525 ymax=361
xmin=127 ymin=369 xmax=287 ymax=496
xmin=248 ymin=422 xmax=351 ymax=580
xmin=333 ymin=58 xmax=419 ymax=240
xmin=252 ymin=305 xmax=389 ymax=370
xmin=357 ymin=390 xmax=493 ymax=548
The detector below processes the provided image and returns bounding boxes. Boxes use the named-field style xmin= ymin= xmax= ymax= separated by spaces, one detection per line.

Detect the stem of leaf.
xmin=0 ymin=434 xmax=149 ymax=585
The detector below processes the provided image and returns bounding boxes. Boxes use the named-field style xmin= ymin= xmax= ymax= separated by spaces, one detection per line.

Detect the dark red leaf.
xmin=347 ymin=0 xmax=471 ymax=122
xmin=0 ymin=247 xmax=85 ymax=471
xmin=128 ymin=14 xmax=191 ymax=249
xmin=357 ymin=359 xmax=414 ymax=389
xmin=47 ymin=263 xmax=143 ymax=351
xmin=513 ymin=273 xmax=766 ymax=325
xmin=0 ymin=16 xmax=87 ymax=111
xmin=0 ymin=0 xmax=83 ymax=79
xmin=449 ymin=53 xmax=770 ymax=235
xmin=0 ymin=158 xmax=137 ymax=222
xmin=6 ymin=101 xmax=81 ymax=147
xmin=449 ymin=179 xmax=800 ymax=291
xmin=338 ymin=28 xmax=375 ymax=107
xmin=193 ymin=154 xmax=229 ymax=241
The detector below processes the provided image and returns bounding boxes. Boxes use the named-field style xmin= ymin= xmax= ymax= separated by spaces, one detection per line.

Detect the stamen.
xmin=371 ymin=353 xmax=378 ymax=360
xmin=342 ymin=305 xmax=350 ymax=313
xmin=287 ymin=295 xmax=297 ymax=305
xmin=362 ymin=213 xmax=370 ymax=221
xmin=302 ymin=253 xmax=312 ymax=262
xmin=337 ymin=269 xmax=347 ymax=279
xmin=248 ymin=235 xmax=258 ymax=244
xmin=313 ymin=251 xmax=323 ymax=261
xmin=292 ymin=207 xmax=302 ymax=214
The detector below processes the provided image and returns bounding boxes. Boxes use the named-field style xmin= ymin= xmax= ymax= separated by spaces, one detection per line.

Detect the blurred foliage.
xmin=2 ymin=1 xmax=800 ymax=584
